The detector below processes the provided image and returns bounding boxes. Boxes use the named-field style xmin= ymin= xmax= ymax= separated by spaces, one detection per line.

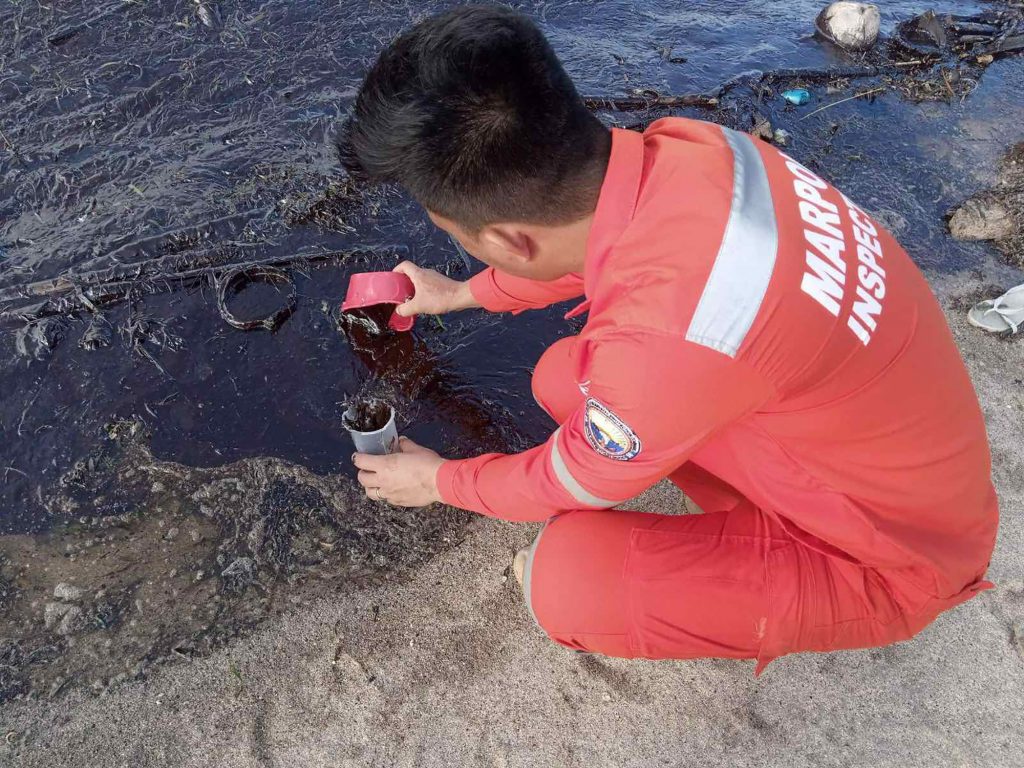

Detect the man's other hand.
xmin=353 ymin=437 xmax=445 ymax=507
xmin=392 ymin=261 xmax=480 ymax=317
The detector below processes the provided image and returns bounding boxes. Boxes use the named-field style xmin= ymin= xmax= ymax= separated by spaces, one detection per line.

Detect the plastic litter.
xmin=782 ymin=88 xmax=812 ymax=105
xmin=341 ymin=272 xmax=415 ymax=332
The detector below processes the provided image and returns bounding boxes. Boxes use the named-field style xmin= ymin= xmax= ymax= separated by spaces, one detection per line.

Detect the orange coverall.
xmin=436 ymin=117 xmax=998 ymax=672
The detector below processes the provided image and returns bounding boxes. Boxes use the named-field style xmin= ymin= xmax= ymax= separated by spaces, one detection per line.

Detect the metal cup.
xmin=344 ymin=401 xmax=399 ymax=455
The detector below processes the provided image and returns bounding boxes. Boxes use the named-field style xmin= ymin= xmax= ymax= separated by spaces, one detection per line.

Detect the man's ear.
xmin=479 ymin=223 xmax=536 ymax=266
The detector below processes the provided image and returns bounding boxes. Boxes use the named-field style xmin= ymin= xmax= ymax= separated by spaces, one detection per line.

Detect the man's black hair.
xmin=339 ymin=5 xmax=611 ymax=230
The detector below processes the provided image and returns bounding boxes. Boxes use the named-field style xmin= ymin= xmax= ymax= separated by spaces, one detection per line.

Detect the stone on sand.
xmin=43 ymin=601 xmax=72 ymax=630
xmin=53 ymin=582 xmax=84 ymax=602
xmin=57 ymin=606 xmax=85 ymax=636
xmin=949 ymin=198 xmax=1016 ymax=241
xmin=815 ymin=2 xmax=881 ymax=51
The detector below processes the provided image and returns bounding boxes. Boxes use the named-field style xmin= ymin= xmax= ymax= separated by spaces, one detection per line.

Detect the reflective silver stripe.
xmin=533 ymin=392 xmax=553 ymax=420
xmin=522 ymin=523 xmax=547 ymax=630
xmin=685 ymin=126 xmax=778 ymax=357
xmin=549 ymin=428 xmax=620 ymax=508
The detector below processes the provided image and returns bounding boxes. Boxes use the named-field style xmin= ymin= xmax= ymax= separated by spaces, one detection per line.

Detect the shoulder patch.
xmin=583 ymin=398 xmax=641 ymax=461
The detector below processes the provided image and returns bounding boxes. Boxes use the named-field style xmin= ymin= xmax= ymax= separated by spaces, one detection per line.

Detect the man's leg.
xmin=520 ymin=500 xmax=959 ymax=668
xmin=522 ymin=501 xmax=784 ymax=659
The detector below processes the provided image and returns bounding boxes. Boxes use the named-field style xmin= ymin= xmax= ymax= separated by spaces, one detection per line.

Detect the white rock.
xmin=816 ymin=2 xmax=881 ymax=51
xmin=773 ymin=129 xmax=793 ymax=146
xmin=949 ymin=198 xmax=1016 ymax=241
xmin=57 ymin=606 xmax=85 ymax=636
xmin=43 ymin=602 xmax=72 ymax=630
xmin=53 ymin=582 xmax=84 ymax=602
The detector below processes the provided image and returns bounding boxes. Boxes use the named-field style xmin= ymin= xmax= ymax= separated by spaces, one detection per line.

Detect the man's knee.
xmin=517 ymin=511 xmax=636 ymax=658
xmin=531 ymin=336 xmax=582 ymax=422
xmin=521 ymin=508 xmax=773 ymax=661
xmin=519 ymin=525 xmax=548 ymax=631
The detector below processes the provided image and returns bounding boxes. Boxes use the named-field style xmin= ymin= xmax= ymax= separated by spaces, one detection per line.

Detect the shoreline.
xmin=3 ymin=268 xmax=1022 ymax=768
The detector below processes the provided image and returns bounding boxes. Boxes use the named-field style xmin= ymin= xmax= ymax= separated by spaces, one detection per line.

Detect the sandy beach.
xmin=3 ymin=271 xmax=1022 ymax=768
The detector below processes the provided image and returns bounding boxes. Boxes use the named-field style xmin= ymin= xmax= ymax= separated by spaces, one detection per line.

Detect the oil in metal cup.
xmin=343 ymin=399 xmax=399 ymax=456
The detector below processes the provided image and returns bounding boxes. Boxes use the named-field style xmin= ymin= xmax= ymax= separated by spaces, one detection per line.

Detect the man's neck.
xmin=548 ymin=211 xmax=595 ymax=276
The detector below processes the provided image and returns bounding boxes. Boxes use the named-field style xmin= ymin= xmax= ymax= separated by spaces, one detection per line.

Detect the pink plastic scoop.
xmin=341 ymin=272 xmax=415 ymax=332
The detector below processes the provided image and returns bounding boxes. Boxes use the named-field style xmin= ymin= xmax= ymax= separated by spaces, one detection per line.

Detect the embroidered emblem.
xmin=583 ymin=398 xmax=641 ymax=461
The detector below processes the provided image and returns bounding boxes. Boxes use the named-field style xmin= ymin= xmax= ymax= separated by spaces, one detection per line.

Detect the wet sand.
xmin=3 ymin=271 xmax=1023 ymax=768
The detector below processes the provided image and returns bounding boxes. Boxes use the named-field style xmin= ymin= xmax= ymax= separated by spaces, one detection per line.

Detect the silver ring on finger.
xmin=374 ymin=487 xmax=386 ymax=502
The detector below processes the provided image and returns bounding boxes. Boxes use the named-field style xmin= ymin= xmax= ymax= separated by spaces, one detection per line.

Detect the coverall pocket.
xmin=624 ymin=528 xmax=771 ymax=660
xmin=758 ymin=542 xmax=909 ymax=670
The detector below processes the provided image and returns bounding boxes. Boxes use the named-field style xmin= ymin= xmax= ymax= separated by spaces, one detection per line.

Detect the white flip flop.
xmin=968 ymin=283 xmax=1024 ymax=335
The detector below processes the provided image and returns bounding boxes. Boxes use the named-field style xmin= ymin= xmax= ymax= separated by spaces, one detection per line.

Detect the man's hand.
xmin=392 ymin=261 xmax=480 ymax=318
xmin=353 ymin=437 xmax=445 ymax=507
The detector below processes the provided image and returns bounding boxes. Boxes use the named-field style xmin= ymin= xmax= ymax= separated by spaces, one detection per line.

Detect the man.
xmin=342 ymin=5 xmax=997 ymax=672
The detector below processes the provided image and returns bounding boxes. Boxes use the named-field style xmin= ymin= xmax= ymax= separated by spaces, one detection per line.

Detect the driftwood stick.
xmin=0 ymin=247 xmax=236 ymax=304
xmin=0 ymin=246 xmax=407 ymax=329
xmin=798 ymin=86 xmax=888 ymax=121
xmin=582 ymin=93 xmax=719 ymax=111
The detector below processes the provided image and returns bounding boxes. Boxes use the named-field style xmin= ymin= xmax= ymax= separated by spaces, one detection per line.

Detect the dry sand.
xmin=2 ymin=271 xmax=1023 ymax=768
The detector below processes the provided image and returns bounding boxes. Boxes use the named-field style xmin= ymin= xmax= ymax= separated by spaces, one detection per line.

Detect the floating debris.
xmin=78 ymin=317 xmax=113 ymax=351
xmin=782 ymin=88 xmax=812 ymax=105
xmin=46 ymin=1 xmax=137 ymax=47
xmin=215 ymin=266 xmax=296 ymax=332
xmin=14 ymin=317 xmax=66 ymax=360
xmin=751 ymin=113 xmax=774 ymax=141
xmin=798 ymin=86 xmax=886 ymax=120
xmin=194 ymin=2 xmax=221 ymax=29
xmin=893 ymin=9 xmax=1024 ymax=61
xmin=900 ymin=10 xmax=949 ymax=51
xmin=582 ymin=92 xmax=719 ymax=112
